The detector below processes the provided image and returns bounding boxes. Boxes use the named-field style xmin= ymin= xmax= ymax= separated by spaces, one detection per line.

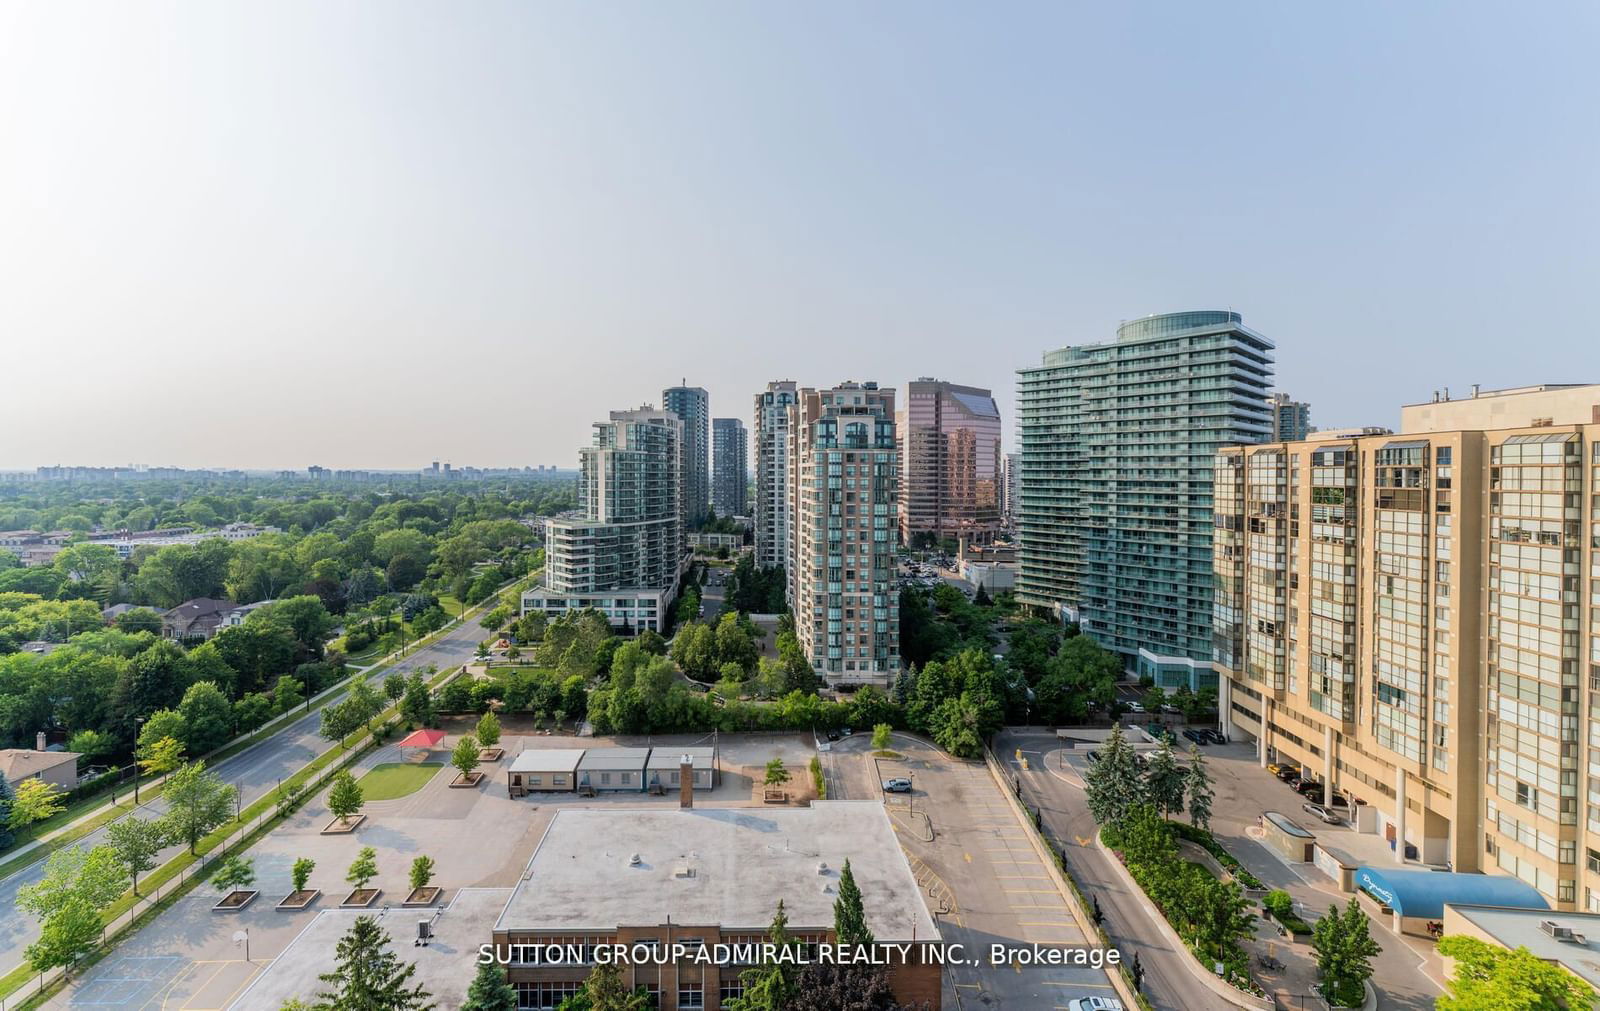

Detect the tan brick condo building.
xmin=1214 ymin=384 xmax=1600 ymax=911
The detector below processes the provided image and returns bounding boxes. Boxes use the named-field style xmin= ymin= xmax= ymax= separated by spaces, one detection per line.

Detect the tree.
xmin=67 ymin=729 xmax=114 ymax=762
xmin=384 ymin=672 xmax=406 ymax=701
xmin=9 ymin=777 xmax=64 ymax=832
xmin=1186 ymin=744 xmax=1214 ymax=832
xmin=410 ymin=855 xmax=435 ymax=891
xmin=833 ymin=859 xmax=873 ymax=948
xmin=179 ymin=680 xmax=236 ymax=755
xmin=764 ymin=756 xmax=790 ymax=787
xmin=870 ymin=723 xmax=892 ymax=753
xmin=452 ymin=734 xmax=482 ymax=783
xmin=574 ymin=962 xmax=648 ymax=1011
xmin=1084 ymin=723 xmax=1143 ymax=825
xmin=114 ymin=607 xmax=164 ymax=635
xmin=475 ymin=711 xmax=501 ymax=749
xmin=320 ymin=699 xmax=362 ymax=751
xmin=213 ymin=854 xmax=256 ymax=893
xmin=1312 ymin=899 xmax=1382 ymax=1007
xmin=0 ymin=777 xmax=14 ymax=849
xmin=138 ymin=734 xmax=186 ymax=777
xmin=292 ymin=856 xmax=316 ymax=894
xmin=315 ymin=915 xmax=433 ymax=1010
xmin=400 ymin=673 xmax=434 ymax=727
xmin=17 ymin=844 xmax=130 ymax=974
xmin=106 ymin=816 xmax=167 ymax=895
xmin=346 ymin=846 xmax=379 ymax=890
xmin=1437 ymin=934 xmax=1590 ymax=1011
xmin=1143 ymin=737 xmax=1186 ymax=816
xmin=729 ymin=900 xmax=802 ymax=1011
xmin=461 ymin=961 xmax=518 ymax=1011
xmin=137 ymin=707 xmax=187 ymax=760
xmin=328 ymin=770 xmax=365 ymax=825
xmin=159 ymin=761 xmax=234 ymax=853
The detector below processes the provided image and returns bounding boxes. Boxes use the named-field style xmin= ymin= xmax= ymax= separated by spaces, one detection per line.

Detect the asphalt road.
xmin=0 ymin=614 xmax=488 ymax=966
xmin=995 ymin=727 xmax=1232 ymax=1011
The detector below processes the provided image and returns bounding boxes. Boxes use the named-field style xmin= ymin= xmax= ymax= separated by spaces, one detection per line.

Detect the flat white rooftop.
xmin=496 ymin=801 xmax=939 ymax=941
xmin=508 ymin=749 xmax=586 ymax=773
xmin=229 ymin=888 xmax=511 ymax=1011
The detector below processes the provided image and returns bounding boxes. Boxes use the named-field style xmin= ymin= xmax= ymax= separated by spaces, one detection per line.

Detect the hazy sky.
xmin=2 ymin=2 xmax=1596 ymax=471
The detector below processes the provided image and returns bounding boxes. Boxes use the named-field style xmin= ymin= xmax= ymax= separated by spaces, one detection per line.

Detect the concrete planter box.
xmin=341 ymin=888 xmax=381 ymax=908
xmin=276 ymin=889 xmax=321 ymax=910
xmin=213 ymin=890 xmax=259 ymax=912
xmin=321 ymin=815 xmax=366 ymax=834
xmin=478 ymin=748 xmax=504 ymax=762
xmin=450 ymin=772 xmax=485 ymax=789
xmin=403 ymin=886 xmax=442 ymax=907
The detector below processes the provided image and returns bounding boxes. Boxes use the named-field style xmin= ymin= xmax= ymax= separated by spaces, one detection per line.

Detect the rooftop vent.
xmin=1542 ymin=920 xmax=1575 ymax=941
xmin=629 ymin=853 xmax=642 ymax=867
xmin=674 ymin=865 xmax=696 ymax=879
xmin=816 ymin=862 xmax=829 ymax=875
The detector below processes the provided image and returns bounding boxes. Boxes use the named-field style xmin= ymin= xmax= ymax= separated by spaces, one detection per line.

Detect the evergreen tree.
xmin=729 ymin=900 xmax=802 ymax=1011
xmin=0 ymin=775 xmax=15 ymax=848
xmin=461 ymin=961 xmax=517 ymax=1011
xmin=1143 ymin=737 xmax=1185 ymax=816
xmin=1084 ymin=723 xmax=1143 ymax=825
xmin=833 ymin=859 xmax=873 ymax=948
xmin=1185 ymin=744 xmax=1214 ymax=832
xmin=315 ymin=916 xmax=433 ymax=1010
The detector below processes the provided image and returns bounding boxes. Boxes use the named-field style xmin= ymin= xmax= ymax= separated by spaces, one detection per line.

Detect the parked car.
xmin=825 ymin=730 xmax=840 ymax=742
xmin=882 ymin=778 xmax=912 ymax=793
xmin=1302 ymin=802 xmax=1343 ymax=825
xmin=1198 ymin=728 xmax=1227 ymax=744
xmin=1266 ymin=763 xmax=1288 ymax=776
xmin=1296 ymin=779 xmax=1325 ymax=797
xmin=1274 ymin=766 xmax=1300 ymax=782
xmin=840 ymin=727 xmax=854 ymax=737
xmin=1285 ymin=775 xmax=1304 ymax=789
xmin=1067 ymin=998 xmax=1123 ymax=1011
xmin=1181 ymin=728 xmax=1206 ymax=744
xmin=1125 ymin=701 xmax=1146 ymax=713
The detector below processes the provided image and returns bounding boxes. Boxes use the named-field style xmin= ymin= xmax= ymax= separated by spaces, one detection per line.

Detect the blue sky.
xmin=1 ymin=2 xmax=1595 ymax=469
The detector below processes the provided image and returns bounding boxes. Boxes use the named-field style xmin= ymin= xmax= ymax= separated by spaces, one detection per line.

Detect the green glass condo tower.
xmin=1016 ymin=310 xmax=1274 ymax=665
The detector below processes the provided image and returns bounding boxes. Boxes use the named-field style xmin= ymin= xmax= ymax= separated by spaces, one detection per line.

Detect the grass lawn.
xmin=356 ymin=762 xmax=444 ymax=801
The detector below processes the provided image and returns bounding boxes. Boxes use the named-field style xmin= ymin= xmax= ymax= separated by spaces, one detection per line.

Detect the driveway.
xmin=826 ymin=732 xmax=1122 ymax=1010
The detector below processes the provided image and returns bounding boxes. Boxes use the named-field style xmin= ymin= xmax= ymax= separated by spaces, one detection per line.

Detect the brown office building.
xmin=898 ymin=379 xmax=1003 ymax=548
xmin=1214 ymin=384 xmax=1600 ymax=911
xmin=492 ymin=801 xmax=941 ymax=1010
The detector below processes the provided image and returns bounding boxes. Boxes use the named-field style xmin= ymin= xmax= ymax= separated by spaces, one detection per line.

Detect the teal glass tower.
xmin=1016 ymin=310 xmax=1274 ymax=664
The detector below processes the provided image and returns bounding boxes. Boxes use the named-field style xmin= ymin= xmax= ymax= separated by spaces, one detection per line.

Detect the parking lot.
xmin=826 ymin=732 xmax=1122 ymax=1010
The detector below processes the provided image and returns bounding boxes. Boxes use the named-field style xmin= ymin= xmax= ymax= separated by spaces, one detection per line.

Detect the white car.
xmin=1068 ymin=998 xmax=1123 ymax=1011
xmin=1125 ymin=701 xmax=1145 ymax=713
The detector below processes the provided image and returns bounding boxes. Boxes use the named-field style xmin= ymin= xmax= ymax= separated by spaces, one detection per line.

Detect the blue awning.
xmin=1354 ymin=867 xmax=1550 ymax=919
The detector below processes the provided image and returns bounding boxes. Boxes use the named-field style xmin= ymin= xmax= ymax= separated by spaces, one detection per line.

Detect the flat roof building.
xmin=712 ymin=418 xmax=748 ymax=519
xmin=575 ymin=747 xmax=651 ymax=792
xmin=507 ymin=749 xmax=585 ymax=796
xmin=1018 ymin=310 xmax=1274 ymax=661
xmin=644 ymin=747 xmax=717 ymax=791
xmin=898 ymin=379 xmax=1003 ymax=547
xmin=1215 ymin=384 xmax=1600 ymax=911
xmin=492 ymin=802 xmax=940 ymax=1010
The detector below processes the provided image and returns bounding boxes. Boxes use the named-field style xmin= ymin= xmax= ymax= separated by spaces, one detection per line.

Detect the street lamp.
xmin=132 ymin=716 xmax=145 ymax=805
xmin=908 ymin=772 xmax=915 ymax=818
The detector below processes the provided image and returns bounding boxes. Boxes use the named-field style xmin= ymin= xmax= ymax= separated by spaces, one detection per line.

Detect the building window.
xmin=601 ymin=772 xmax=612 ymax=785
xmin=678 ymin=983 xmax=704 ymax=1008
xmin=720 ymin=978 xmax=747 ymax=1002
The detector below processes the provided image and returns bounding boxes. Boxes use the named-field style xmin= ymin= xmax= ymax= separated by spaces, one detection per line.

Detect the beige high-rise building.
xmin=786 ymin=381 xmax=901 ymax=686
xmin=1214 ymin=383 xmax=1600 ymax=910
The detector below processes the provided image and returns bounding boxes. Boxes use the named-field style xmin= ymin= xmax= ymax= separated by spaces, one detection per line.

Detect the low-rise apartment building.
xmin=1214 ymin=383 xmax=1600 ymax=911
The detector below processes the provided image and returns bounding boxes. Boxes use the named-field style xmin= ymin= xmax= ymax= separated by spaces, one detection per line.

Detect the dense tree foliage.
xmin=0 ymin=479 xmax=562 ymax=762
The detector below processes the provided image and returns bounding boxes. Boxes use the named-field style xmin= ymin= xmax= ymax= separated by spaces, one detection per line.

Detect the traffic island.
xmin=321 ymin=814 xmax=366 ymax=834
xmin=341 ymin=888 xmax=382 ymax=908
xmin=403 ymin=886 xmax=442 ymax=907
xmin=213 ymin=889 xmax=259 ymax=912
xmin=276 ymin=889 xmax=321 ymax=910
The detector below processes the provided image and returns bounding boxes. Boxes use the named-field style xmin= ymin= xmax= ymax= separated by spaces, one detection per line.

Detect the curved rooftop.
xmin=1355 ymin=867 xmax=1549 ymax=920
xmin=1116 ymin=309 xmax=1244 ymax=342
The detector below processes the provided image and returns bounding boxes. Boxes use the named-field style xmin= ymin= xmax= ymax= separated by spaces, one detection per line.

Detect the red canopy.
xmin=396 ymin=728 xmax=446 ymax=749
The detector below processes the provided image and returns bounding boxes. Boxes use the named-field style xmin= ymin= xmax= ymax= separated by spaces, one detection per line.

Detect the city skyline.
xmin=4 ymin=4 xmax=1595 ymax=470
